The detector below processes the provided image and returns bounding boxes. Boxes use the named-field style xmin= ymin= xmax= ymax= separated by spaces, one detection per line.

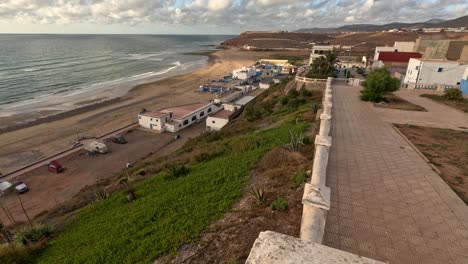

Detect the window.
xmin=200 ymin=111 xmax=204 ymax=117
xmin=212 ymin=121 xmax=215 ymax=124
xmin=437 ymin=67 xmax=443 ymax=72
xmin=139 ymin=116 xmax=141 ymax=119
xmin=207 ymin=108 xmax=212 ymax=113
xmin=192 ymin=116 xmax=197 ymax=121
xmin=415 ymin=66 xmax=419 ymax=70
xmin=179 ymin=124 xmax=181 ymax=128
xmin=150 ymin=118 xmax=153 ymax=121
xmin=183 ymin=120 xmax=188 ymax=126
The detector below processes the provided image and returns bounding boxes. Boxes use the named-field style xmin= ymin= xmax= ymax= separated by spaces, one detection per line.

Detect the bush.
xmin=291 ymin=171 xmax=306 ymax=189
xmin=444 ymin=88 xmax=463 ymax=100
xmin=283 ymin=130 xmax=305 ymax=152
xmin=14 ymin=224 xmax=54 ymax=245
xmin=94 ymin=189 xmax=109 ymax=201
xmin=360 ymin=68 xmax=400 ymax=102
xmin=250 ymin=187 xmax=266 ymax=205
xmin=165 ymin=164 xmax=190 ymax=180
xmin=271 ymin=197 xmax=288 ymax=211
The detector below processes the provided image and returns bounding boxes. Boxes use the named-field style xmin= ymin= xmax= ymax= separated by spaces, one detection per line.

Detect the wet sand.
xmin=0 ymin=48 xmax=272 ymax=174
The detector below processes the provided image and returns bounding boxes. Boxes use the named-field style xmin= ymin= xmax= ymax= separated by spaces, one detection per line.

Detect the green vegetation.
xmin=306 ymin=52 xmax=336 ymax=79
xmin=33 ymin=80 xmax=319 ymax=263
xmin=444 ymin=88 xmax=463 ymax=100
xmin=249 ymin=187 xmax=267 ymax=205
xmin=420 ymin=93 xmax=468 ymax=113
xmin=291 ymin=171 xmax=306 ymax=189
xmin=271 ymin=54 xmax=308 ymax=66
xmin=271 ymin=197 xmax=288 ymax=211
xmin=360 ymin=67 xmax=400 ymax=102
xmin=373 ymin=93 xmax=426 ymax=112
xmin=14 ymin=224 xmax=54 ymax=245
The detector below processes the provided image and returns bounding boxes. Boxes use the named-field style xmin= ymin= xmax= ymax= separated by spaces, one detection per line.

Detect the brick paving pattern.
xmin=323 ymin=84 xmax=468 ymax=263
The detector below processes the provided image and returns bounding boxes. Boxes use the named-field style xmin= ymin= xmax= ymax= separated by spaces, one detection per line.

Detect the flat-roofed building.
xmin=403 ymin=58 xmax=467 ymax=91
xmin=206 ymin=110 xmax=233 ymax=131
xmin=138 ymin=102 xmax=220 ymax=133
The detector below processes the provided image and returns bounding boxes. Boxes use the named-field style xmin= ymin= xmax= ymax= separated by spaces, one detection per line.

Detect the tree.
xmin=306 ymin=51 xmax=336 ymax=79
xmin=360 ymin=68 xmax=400 ymax=102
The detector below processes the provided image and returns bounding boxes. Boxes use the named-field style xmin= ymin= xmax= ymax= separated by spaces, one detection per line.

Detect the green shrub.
xmin=14 ymin=224 xmax=54 ymax=245
xmin=291 ymin=171 xmax=306 ymax=189
xmin=94 ymin=189 xmax=109 ymax=201
xmin=250 ymin=187 xmax=266 ymax=205
xmin=444 ymin=88 xmax=463 ymax=100
xmin=279 ymin=96 xmax=289 ymax=105
xmin=360 ymin=68 xmax=400 ymax=102
xmin=311 ymin=102 xmax=320 ymax=113
xmin=301 ymin=89 xmax=312 ymax=97
xmin=283 ymin=130 xmax=305 ymax=152
xmin=165 ymin=164 xmax=190 ymax=180
xmin=271 ymin=197 xmax=288 ymax=211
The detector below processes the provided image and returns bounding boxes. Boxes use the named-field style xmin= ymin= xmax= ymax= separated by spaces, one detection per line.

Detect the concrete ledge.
xmin=246 ymin=231 xmax=385 ymax=264
xmin=315 ymin=135 xmax=332 ymax=147
xmin=303 ymin=184 xmax=330 ymax=210
xmin=320 ymin=113 xmax=332 ymax=120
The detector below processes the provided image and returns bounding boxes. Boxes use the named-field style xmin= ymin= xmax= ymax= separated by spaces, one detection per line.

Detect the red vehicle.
xmin=47 ymin=160 xmax=64 ymax=173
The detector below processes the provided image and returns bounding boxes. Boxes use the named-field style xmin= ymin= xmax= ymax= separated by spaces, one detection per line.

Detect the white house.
xmin=139 ymin=102 xmax=220 ymax=133
xmin=206 ymin=110 xmax=233 ymax=131
xmin=403 ymin=58 xmax=468 ymax=90
xmin=232 ymin=66 xmax=256 ymax=80
xmin=309 ymin=45 xmax=339 ymax=64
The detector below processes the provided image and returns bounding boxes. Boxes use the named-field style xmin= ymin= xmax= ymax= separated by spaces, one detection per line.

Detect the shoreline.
xmin=0 ymin=47 xmax=276 ymax=175
xmin=0 ymin=50 xmax=219 ymax=135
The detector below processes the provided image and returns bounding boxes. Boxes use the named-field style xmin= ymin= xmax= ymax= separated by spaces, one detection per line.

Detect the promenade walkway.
xmin=323 ymin=84 xmax=468 ymax=263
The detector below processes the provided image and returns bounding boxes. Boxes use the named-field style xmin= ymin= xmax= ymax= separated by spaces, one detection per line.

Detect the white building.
xmin=232 ymin=66 xmax=256 ymax=80
xmin=138 ymin=102 xmax=220 ymax=133
xmin=373 ymin=41 xmax=415 ymax=62
xmin=206 ymin=110 xmax=233 ymax=131
xmin=309 ymin=45 xmax=339 ymax=64
xmin=403 ymin=58 xmax=468 ymax=90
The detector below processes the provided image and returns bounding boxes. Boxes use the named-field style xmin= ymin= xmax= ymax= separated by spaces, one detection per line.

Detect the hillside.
xmin=12 ymin=80 xmax=321 ymax=263
xmin=295 ymin=15 xmax=468 ymax=33
xmin=222 ymin=31 xmax=468 ymax=56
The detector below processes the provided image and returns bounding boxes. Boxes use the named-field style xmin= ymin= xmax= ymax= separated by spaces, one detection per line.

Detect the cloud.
xmin=0 ymin=0 xmax=466 ymax=32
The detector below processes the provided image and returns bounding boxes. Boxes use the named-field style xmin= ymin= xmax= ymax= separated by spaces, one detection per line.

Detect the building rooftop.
xmin=163 ymin=102 xmax=207 ymax=119
xmin=235 ymin=96 xmax=256 ymax=106
xmin=378 ymin=51 xmax=422 ymax=63
xmin=211 ymin=110 xmax=233 ymax=119
xmin=140 ymin=111 xmax=169 ymax=118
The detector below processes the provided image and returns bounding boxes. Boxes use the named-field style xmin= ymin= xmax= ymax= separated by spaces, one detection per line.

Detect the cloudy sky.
xmin=0 ymin=0 xmax=466 ymax=34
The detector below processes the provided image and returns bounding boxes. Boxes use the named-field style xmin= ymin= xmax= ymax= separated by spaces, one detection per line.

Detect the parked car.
xmin=47 ymin=160 xmax=64 ymax=173
xmin=112 ymin=136 xmax=127 ymax=144
xmin=0 ymin=181 xmax=12 ymax=195
xmin=13 ymin=181 xmax=28 ymax=194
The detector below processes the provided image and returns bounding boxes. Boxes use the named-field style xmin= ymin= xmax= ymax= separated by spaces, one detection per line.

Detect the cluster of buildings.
xmin=371 ymin=36 xmax=468 ymax=93
xmin=138 ymin=59 xmax=294 ymax=133
xmin=385 ymin=27 xmax=467 ymax=33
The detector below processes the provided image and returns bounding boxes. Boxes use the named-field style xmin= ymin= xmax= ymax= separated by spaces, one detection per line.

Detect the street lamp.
xmin=345 ymin=42 xmax=366 ymax=78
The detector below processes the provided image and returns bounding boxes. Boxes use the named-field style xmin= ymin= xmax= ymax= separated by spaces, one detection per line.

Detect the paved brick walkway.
xmin=372 ymin=89 xmax=468 ymax=131
xmin=323 ymin=84 xmax=468 ymax=263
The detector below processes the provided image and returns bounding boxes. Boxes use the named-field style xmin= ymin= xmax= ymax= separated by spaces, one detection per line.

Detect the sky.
xmin=0 ymin=0 xmax=466 ymax=34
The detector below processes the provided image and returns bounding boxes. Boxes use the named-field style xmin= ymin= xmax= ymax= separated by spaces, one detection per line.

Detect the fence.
xmin=299 ymin=77 xmax=333 ymax=242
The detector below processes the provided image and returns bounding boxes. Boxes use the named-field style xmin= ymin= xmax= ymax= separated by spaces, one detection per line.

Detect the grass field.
xmin=33 ymin=80 xmax=317 ymax=263
xmin=420 ymin=94 xmax=468 ymax=113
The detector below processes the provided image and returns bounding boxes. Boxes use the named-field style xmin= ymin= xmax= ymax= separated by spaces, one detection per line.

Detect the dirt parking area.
xmin=0 ymin=123 xmax=206 ymax=224
xmin=395 ymin=124 xmax=468 ymax=205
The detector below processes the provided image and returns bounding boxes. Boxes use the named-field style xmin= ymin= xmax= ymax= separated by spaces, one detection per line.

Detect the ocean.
xmin=0 ymin=34 xmax=232 ymax=117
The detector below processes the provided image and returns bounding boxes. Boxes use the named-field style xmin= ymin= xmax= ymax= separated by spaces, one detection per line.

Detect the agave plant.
xmin=249 ymin=187 xmax=266 ymax=205
xmin=283 ymin=130 xmax=305 ymax=152
xmin=165 ymin=164 xmax=190 ymax=180
xmin=311 ymin=102 xmax=320 ymax=113
xmin=94 ymin=189 xmax=109 ymax=201
xmin=14 ymin=224 xmax=54 ymax=245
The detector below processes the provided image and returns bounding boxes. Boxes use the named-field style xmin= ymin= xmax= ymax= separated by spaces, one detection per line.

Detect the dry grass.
xmin=421 ymin=94 xmax=468 ymax=113
xmin=396 ymin=124 xmax=468 ymax=204
xmin=373 ymin=93 xmax=426 ymax=111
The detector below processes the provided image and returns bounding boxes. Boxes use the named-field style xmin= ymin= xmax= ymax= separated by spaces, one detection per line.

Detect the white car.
xmin=0 ymin=181 xmax=12 ymax=194
xmin=14 ymin=181 xmax=28 ymax=194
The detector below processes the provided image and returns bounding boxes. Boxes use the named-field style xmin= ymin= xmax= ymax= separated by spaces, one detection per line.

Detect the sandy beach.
xmin=0 ymin=48 xmax=284 ymax=175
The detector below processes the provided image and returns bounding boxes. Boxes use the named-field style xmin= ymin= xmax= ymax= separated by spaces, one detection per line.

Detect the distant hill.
xmin=295 ymin=15 xmax=467 ymax=33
